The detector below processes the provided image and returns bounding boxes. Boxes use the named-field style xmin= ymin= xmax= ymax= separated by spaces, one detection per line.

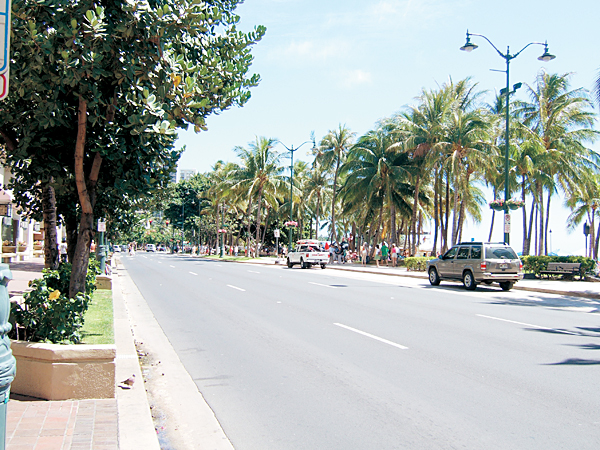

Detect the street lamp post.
xmin=460 ymin=31 xmax=555 ymax=244
xmin=276 ymin=139 xmax=316 ymax=254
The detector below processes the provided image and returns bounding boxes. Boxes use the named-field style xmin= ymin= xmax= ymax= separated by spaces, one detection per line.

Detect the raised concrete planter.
xmin=10 ymin=341 xmax=116 ymax=400
xmin=96 ymin=275 xmax=113 ymax=290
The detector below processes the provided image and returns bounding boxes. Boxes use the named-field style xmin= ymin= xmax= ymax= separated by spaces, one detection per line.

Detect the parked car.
xmin=113 ymin=246 xmax=121 ymax=253
xmin=157 ymin=245 xmax=166 ymax=252
xmin=146 ymin=244 xmax=156 ymax=252
xmin=427 ymin=242 xmax=523 ymax=291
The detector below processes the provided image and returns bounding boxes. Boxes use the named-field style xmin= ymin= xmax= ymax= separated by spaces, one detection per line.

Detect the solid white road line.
xmin=477 ymin=314 xmax=577 ymax=335
xmin=227 ymin=284 xmax=246 ymax=292
xmin=334 ymin=323 xmax=408 ymax=350
xmin=189 ymin=272 xmax=198 ymax=276
xmin=309 ymin=282 xmax=337 ymax=289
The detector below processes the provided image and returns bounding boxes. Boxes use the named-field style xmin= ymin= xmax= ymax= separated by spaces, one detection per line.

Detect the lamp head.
xmin=538 ymin=42 xmax=555 ymax=62
xmin=460 ymin=31 xmax=478 ymax=52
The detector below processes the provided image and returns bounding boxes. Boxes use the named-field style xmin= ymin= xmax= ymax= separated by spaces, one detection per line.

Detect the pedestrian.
xmin=374 ymin=244 xmax=381 ymax=268
xmin=59 ymin=238 xmax=68 ymax=263
xmin=234 ymin=245 xmax=239 ymax=257
xmin=381 ymin=241 xmax=389 ymax=267
xmin=391 ymin=243 xmax=398 ymax=267
xmin=361 ymin=243 xmax=368 ymax=266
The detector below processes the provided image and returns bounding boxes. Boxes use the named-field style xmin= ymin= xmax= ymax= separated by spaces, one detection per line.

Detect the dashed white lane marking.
xmin=157 ymin=261 xmax=162 ymax=264
xmin=248 ymin=270 xmax=260 ymax=274
xmin=309 ymin=282 xmax=337 ymax=289
xmin=169 ymin=265 xmax=176 ymax=268
xmin=189 ymin=272 xmax=198 ymax=276
xmin=142 ymin=256 xmax=147 ymax=259
xmin=476 ymin=314 xmax=577 ymax=335
xmin=227 ymin=284 xmax=246 ymax=292
xmin=334 ymin=323 xmax=408 ymax=350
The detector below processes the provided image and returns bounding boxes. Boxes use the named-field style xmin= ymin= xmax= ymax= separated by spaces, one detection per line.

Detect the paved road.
xmin=123 ymin=253 xmax=600 ymax=450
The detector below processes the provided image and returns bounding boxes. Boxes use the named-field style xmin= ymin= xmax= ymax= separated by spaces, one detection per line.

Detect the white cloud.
xmin=341 ymin=69 xmax=373 ymax=88
xmin=274 ymin=39 xmax=351 ymax=63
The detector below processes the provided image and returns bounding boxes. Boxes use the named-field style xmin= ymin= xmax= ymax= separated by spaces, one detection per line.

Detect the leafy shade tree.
xmin=1 ymin=0 xmax=265 ymax=297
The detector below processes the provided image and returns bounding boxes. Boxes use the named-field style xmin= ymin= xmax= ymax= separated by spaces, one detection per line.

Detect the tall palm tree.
xmin=303 ymin=159 xmax=330 ymax=239
xmin=566 ymin=174 xmax=600 ymax=258
xmin=317 ymin=124 xmax=355 ymax=242
xmin=515 ymin=70 xmax=599 ymax=254
xmin=340 ymin=125 xmax=415 ymax=253
xmin=230 ymin=137 xmax=283 ymax=255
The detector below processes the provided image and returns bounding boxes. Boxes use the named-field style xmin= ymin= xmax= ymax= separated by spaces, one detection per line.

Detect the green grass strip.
xmin=80 ymin=289 xmax=114 ymax=345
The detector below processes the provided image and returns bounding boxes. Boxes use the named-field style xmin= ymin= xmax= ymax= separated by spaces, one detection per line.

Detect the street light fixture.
xmin=276 ymin=138 xmax=316 ymax=255
xmin=460 ymin=31 xmax=555 ymax=244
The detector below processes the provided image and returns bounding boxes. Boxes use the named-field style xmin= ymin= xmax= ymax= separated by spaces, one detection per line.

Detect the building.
xmin=179 ymin=169 xmax=197 ymax=182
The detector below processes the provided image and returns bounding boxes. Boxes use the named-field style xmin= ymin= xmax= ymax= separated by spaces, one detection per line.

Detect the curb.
xmin=193 ymin=256 xmax=600 ymax=301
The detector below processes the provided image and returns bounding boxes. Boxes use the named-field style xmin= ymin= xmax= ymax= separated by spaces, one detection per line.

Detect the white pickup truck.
xmin=287 ymin=240 xmax=329 ymax=269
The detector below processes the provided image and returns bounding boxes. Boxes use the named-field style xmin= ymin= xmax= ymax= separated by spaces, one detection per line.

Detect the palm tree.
xmin=230 ymin=137 xmax=283 ymax=255
xmin=340 ymin=124 xmax=415 ymax=253
xmin=303 ymin=159 xmax=330 ymax=239
xmin=566 ymin=174 xmax=600 ymax=258
xmin=317 ymin=124 xmax=355 ymax=242
xmin=515 ymin=70 xmax=599 ymax=254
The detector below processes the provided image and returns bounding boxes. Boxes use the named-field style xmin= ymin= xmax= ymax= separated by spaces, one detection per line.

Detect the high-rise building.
xmin=179 ymin=169 xmax=197 ymax=181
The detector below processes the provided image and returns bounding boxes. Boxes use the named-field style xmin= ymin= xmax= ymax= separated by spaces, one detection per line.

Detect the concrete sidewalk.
xmin=5 ymin=259 xmax=158 ymax=450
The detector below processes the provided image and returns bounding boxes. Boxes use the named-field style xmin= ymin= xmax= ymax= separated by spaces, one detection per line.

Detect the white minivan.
xmin=146 ymin=244 xmax=156 ymax=252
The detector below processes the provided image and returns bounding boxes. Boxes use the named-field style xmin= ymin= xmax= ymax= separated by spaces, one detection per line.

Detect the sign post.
xmin=0 ymin=0 xmax=12 ymax=100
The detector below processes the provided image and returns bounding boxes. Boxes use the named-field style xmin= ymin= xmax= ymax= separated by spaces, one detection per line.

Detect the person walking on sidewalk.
xmin=59 ymin=238 xmax=68 ymax=263
xmin=381 ymin=242 xmax=389 ymax=267
xmin=361 ymin=243 xmax=368 ymax=266
xmin=374 ymin=244 xmax=381 ymax=268
xmin=391 ymin=243 xmax=398 ymax=267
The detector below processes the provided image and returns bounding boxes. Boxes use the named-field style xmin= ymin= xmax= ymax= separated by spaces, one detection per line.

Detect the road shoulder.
xmin=116 ymin=258 xmax=235 ymax=450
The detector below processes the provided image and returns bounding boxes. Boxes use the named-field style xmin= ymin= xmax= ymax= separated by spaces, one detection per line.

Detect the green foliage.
xmin=10 ymin=262 xmax=101 ymax=344
xmin=522 ymin=255 xmax=596 ymax=276
xmin=404 ymin=256 xmax=433 ymax=271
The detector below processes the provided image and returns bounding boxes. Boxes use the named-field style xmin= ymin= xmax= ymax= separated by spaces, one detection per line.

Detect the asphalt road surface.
xmin=122 ymin=253 xmax=600 ymax=450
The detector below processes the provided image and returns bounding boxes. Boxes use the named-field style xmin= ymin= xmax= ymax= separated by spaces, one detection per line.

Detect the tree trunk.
xmin=442 ymin=171 xmax=451 ymax=253
xmin=65 ymin=213 xmax=79 ymax=264
xmin=544 ymin=190 xmax=552 ymax=256
xmin=261 ymin=205 xmax=270 ymax=249
xmin=390 ymin=202 xmax=396 ymax=245
xmin=410 ymin=175 xmax=421 ymax=256
xmin=451 ymin=171 xmax=460 ymax=246
xmin=255 ymin=189 xmax=263 ymax=251
xmin=521 ymin=179 xmax=528 ymax=256
xmin=526 ymin=197 xmax=535 ymax=256
xmin=537 ymin=184 xmax=545 ymax=256
xmin=70 ymin=97 xmax=103 ymax=298
xmin=330 ymin=158 xmax=340 ymax=242
xmin=245 ymin=199 xmax=253 ymax=256
xmin=432 ymin=170 xmax=439 ymax=255
xmin=42 ymin=179 xmax=59 ymax=270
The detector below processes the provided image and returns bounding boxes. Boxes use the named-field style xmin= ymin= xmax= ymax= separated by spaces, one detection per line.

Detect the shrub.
xmin=521 ymin=255 xmax=595 ymax=277
xmin=404 ymin=256 xmax=433 ymax=272
xmin=10 ymin=261 xmax=101 ymax=344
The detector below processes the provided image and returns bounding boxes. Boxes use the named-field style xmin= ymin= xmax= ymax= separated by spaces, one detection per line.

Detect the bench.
xmin=540 ymin=262 xmax=582 ymax=280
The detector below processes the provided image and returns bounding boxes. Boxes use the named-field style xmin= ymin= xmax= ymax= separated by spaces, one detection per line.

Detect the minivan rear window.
xmin=485 ymin=246 xmax=518 ymax=259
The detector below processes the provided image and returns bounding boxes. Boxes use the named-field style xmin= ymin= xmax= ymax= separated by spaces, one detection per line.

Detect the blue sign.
xmin=0 ymin=0 xmax=11 ymax=99
xmin=0 ymin=0 xmax=10 ymax=72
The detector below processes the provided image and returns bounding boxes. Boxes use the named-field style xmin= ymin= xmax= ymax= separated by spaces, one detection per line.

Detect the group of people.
xmin=360 ymin=242 xmax=405 ymax=268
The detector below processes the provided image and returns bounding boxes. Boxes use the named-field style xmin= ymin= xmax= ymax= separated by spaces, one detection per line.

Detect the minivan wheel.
xmin=428 ymin=268 xmax=441 ymax=286
xmin=499 ymin=281 xmax=514 ymax=291
xmin=287 ymin=258 xmax=293 ymax=268
xmin=301 ymin=258 xmax=307 ymax=269
xmin=463 ymin=271 xmax=477 ymax=290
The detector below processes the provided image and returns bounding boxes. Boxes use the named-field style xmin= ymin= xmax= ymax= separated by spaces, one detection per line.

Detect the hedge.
xmin=404 ymin=256 xmax=434 ymax=272
xmin=521 ymin=255 xmax=596 ymax=277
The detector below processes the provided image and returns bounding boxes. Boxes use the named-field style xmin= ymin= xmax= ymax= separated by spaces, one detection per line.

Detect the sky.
xmin=175 ymin=0 xmax=600 ymax=256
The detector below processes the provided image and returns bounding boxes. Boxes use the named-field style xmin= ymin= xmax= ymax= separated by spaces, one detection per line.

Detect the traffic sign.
xmin=0 ymin=0 xmax=11 ymax=100
xmin=504 ymin=213 xmax=511 ymax=233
